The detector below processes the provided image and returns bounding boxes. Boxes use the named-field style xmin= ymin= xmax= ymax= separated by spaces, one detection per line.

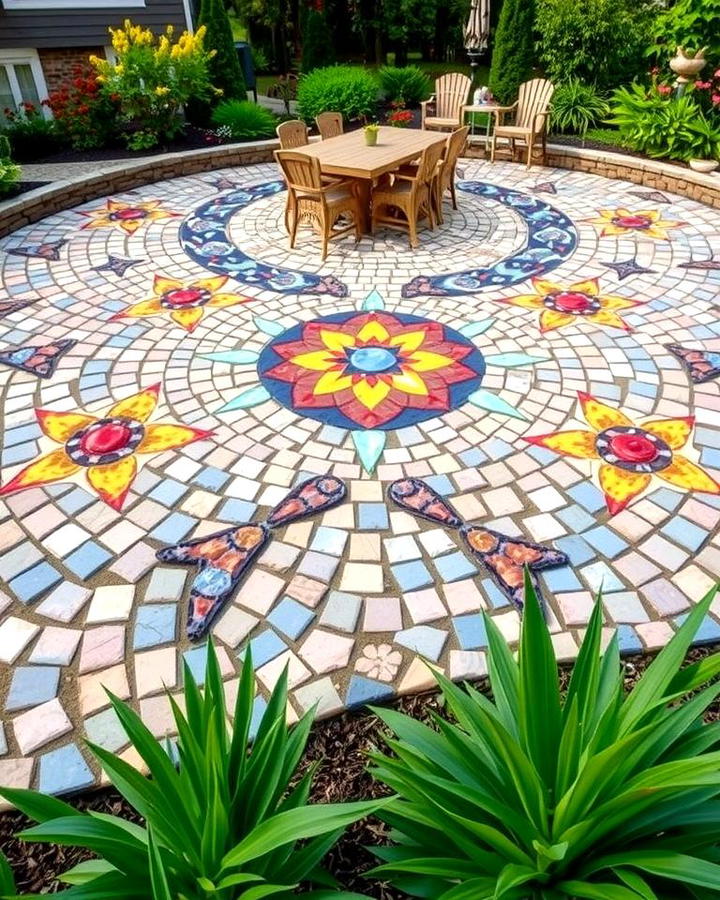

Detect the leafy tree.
xmin=653 ymin=0 xmax=720 ymax=68
xmin=198 ymin=0 xmax=246 ymax=100
xmin=302 ymin=4 xmax=336 ymax=72
xmin=489 ymin=0 xmax=535 ymax=103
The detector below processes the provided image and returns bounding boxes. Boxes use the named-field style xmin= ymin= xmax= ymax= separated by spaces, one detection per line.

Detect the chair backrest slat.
xmin=515 ymin=78 xmax=554 ymax=129
xmin=434 ymin=73 xmax=471 ymax=120
xmin=276 ymin=120 xmax=309 ymax=150
xmin=316 ymin=111 xmax=343 ymax=139
xmin=275 ymin=149 xmax=323 ymax=191
xmin=419 ymin=140 xmax=447 ymax=184
xmin=442 ymin=126 xmax=469 ymax=183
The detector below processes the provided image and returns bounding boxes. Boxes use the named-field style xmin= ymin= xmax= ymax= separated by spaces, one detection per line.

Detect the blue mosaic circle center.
xmin=349 ymin=346 xmax=398 ymax=373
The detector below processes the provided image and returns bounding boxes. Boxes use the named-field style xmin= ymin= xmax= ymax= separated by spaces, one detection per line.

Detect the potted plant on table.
xmin=364 ymin=122 xmax=380 ymax=145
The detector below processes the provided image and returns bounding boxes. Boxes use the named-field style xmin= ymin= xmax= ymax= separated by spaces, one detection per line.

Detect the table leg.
xmin=355 ymin=179 xmax=372 ymax=234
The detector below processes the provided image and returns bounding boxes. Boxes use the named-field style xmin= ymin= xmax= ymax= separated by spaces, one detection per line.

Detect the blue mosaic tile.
xmin=583 ymin=526 xmax=629 ymax=559
xmin=526 ymin=445 xmax=557 ymax=465
xmin=183 ymin=644 xmax=216 ymax=684
xmin=676 ymin=613 xmax=720 ymax=645
xmin=695 ymin=427 xmax=720 ymax=449
xmin=38 ymin=744 xmax=94 ymax=795
xmin=433 ymin=551 xmax=478 ymax=583
xmin=392 ymin=560 xmax=433 ymax=592
xmin=150 ymin=512 xmax=197 ymax=543
xmin=701 ymin=448 xmax=720 ymax=469
xmin=133 ymin=605 xmax=177 ymax=650
xmin=616 ymin=625 xmax=643 ymax=655
xmin=556 ymin=504 xmax=597 ymax=533
xmin=148 ymin=479 xmax=189 ymax=506
xmin=244 ymin=629 xmax=287 ymax=668
xmin=395 ymin=426 xmax=424 ymax=446
xmin=481 ymin=578 xmax=511 ymax=609
xmin=452 ymin=613 xmax=488 ymax=650
xmin=358 ymin=503 xmax=389 ymax=530
xmin=319 ymin=591 xmax=362 ymax=632
xmin=649 ymin=488 xmax=684 ymax=512
xmin=57 ymin=487 xmax=96 ymax=515
xmin=1 ymin=442 xmax=38 ymax=467
xmin=64 ymin=542 xmax=113 ymax=580
xmin=310 ymin=526 xmax=348 ymax=557
xmin=580 ymin=561 xmax=625 ymax=594
xmin=193 ymin=467 xmax=231 ymax=491
xmin=6 ymin=666 xmax=61 ymax=711
xmin=567 ymin=482 xmax=606 ymax=513
xmin=541 ymin=567 xmax=583 ymax=593
xmin=394 ymin=626 xmax=447 ymax=661
xmin=423 ymin=474 xmax=454 ymax=496
xmin=2 ymin=423 xmax=42 ymax=447
xmin=484 ymin=437 xmax=515 ymax=460
xmin=9 ymin=562 xmax=62 ymax=604
xmin=84 ymin=708 xmax=128 ymax=752
xmin=267 ymin=598 xmax=315 ymax=640
xmin=346 ymin=675 xmax=395 ymax=708
xmin=317 ymin=425 xmax=348 ymax=444
xmin=0 ymin=543 xmax=43 ymax=581
xmin=249 ymin=696 xmax=267 ymax=741
xmin=660 ymin=517 xmax=710 ymax=552
xmin=554 ymin=535 xmax=596 ymax=566
xmin=218 ymin=499 xmax=258 ymax=522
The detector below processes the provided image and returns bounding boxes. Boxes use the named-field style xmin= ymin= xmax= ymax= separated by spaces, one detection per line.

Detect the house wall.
xmin=37 ymin=47 xmax=104 ymax=94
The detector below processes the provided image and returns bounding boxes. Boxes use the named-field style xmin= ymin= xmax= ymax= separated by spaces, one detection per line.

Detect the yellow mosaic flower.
xmin=500 ymin=276 xmax=642 ymax=333
xmin=80 ymin=199 xmax=179 ymax=235
xmin=588 ymin=208 xmax=683 ymax=240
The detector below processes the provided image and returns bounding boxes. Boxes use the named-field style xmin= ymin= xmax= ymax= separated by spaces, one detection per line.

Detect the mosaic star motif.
xmin=0 ymin=339 xmax=76 ymax=378
xmin=0 ymin=384 xmax=212 ymax=510
xmin=93 ymin=255 xmax=144 ymax=277
xmin=111 ymin=274 xmax=252 ymax=333
xmin=500 ymin=276 xmax=642 ymax=333
xmin=81 ymin=200 xmax=180 ymax=235
xmin=526 ymin=392 xmax=720 ymax=515
xmin=588 ymin=208 xmax=683 ymax=241
xmin=602 ymin=258 xmax=656 ymax=281
xmin=666 ymin=344 xmax=720 ymax=384
xmin=157 ymin=475 xmax=347 ymax=640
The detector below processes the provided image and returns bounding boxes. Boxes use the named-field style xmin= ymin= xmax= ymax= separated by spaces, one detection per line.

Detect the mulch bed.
xmin=1 ymin=643 xmax=718 ymax=896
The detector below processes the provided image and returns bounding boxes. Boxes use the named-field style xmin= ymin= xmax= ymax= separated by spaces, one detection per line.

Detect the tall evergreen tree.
xmin=488 ymin=0 xmax=535 ymax=104
xmin=198 ymin=0 xmax=247 ymax=100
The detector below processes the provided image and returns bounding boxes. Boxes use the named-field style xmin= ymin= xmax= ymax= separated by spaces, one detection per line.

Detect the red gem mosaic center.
xmin=0 ymin=158 xmax=719 ymax=796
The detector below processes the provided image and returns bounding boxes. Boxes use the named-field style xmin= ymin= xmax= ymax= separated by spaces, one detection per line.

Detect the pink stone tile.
xmin=108 ymin=542 xmax=158 ymax=583
xmin=298 ymin=629 xmax=354 ymax=674
xmin=0 ymin=758 xmax=34 ymax=790
xmin=636 ymin=620 xmax=675 ymax=649
xmin=79 ymin=664 xmax=131 ymax=715
xmin=14 ymin=698 xmax=72 ymax=755
xmin=79 ymin=626 xmax=126 ymax=674
xmin=363 ymin=596 xmax=403 ymax=632
xmin=135 ymin=647 xmax=178 ymax=698
xmin=29 ymin=626 xmax=82 ymax=665
xmin=557 ymin=591 xmax=594 ymax=626
xmin=285 ymin=574 xmax=327 ymax=608
xmin=402 ymin=588 xmax=447 ymax=624
xmin=442 ymin=579 xmax=484 ymax=615
xmin=140 ymin=694 xmax=184 ymax=739
xmin=236 ymin=569 xmax=285 ymax=615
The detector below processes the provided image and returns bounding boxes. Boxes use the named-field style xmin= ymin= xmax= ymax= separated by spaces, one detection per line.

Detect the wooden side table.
xmin=462 ymin=104 xmax=504 ymax=157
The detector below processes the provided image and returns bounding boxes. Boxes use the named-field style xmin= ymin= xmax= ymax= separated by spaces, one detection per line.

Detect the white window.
xmin=0 ymin=50 xmax=49 ymax=121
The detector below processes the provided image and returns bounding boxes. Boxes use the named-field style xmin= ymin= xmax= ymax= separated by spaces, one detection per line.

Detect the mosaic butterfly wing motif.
xmin=666 ymin=344 xmax=720 ymax=384
xmin=388 ymin=477 xmax=569 ymax=613
xmin=157 ymin=524 xmax=270 ymax=640
xmin=0 ymin=300 xmax=35 ymax=320
xmin=462 ymin=525 xmax=568 ymax=611
xmin=7 ymin=240 xmax=67 ymax=261
xmin=157 ymin=475 xmax=347 ymax=640
xmin=0 ymin=339 xmax=76 ymax=378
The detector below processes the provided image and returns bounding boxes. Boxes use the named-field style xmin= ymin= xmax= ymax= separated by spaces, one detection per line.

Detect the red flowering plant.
xmin=386 ymin=100 xmax=414 ymax=128
xmin=692 ymin=67 xmax=720 ymax=124
xmin=45 ymin=64 xmax=118 ymax=150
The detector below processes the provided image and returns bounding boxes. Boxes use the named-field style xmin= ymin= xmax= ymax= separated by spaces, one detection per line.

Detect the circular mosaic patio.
xmin=0 ymin=157 xmax=719 ymax=796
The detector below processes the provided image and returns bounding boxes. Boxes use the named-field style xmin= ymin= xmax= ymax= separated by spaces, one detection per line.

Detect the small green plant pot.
xmin=365 ymin=129 xmax=378 ymax=146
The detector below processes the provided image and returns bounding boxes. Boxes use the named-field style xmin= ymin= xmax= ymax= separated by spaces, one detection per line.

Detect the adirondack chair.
xmin=489 ymin=78 xmax=555 ymax=168
xmin=421 ymin=73 xmax=471 ymax=131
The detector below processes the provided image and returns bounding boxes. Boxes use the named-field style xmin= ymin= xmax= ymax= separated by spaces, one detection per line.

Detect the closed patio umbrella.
xmin=464 ymin=0 xmax=490 ymax=53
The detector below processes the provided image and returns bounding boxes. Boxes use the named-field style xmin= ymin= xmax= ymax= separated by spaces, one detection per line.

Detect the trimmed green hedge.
xmin=297 ymin=65 xmax=378 ymax=123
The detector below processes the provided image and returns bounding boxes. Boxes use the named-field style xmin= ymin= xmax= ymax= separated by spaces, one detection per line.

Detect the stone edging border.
xmin=1 ymin=138 xmax=720 ymax=240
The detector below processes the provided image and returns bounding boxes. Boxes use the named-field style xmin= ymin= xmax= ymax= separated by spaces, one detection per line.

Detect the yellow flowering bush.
xmin=90 ymin=21 xmax=216 ymax=149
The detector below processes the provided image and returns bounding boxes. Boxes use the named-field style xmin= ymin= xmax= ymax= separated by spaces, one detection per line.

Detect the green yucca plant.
xmin=0 ymin=642 xmax=382 ymax=899
xmin=368 ymin=574 xmax=720 ymax=900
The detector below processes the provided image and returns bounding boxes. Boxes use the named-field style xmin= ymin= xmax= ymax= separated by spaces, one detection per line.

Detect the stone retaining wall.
xmin=2 ymin=139 xmax=719 ymax=240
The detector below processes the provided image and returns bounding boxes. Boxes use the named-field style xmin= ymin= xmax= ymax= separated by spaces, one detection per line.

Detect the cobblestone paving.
xmin=1 ymin=158 xmax=719 ymax=795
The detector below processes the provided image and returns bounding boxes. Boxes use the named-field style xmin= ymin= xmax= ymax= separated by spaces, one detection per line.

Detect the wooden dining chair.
xmin=371 ymin=141 xmax=446 ymax=248
xmin=276 ymin=120 xmax=309 ymax=149
xmin=274 ymin=150 xmax=361 ymax=260
xmin=434 ymin=125 xmax=469 ymax=224
xmin=315 ymin=111 xmax=343 ymax=139
xmin=489 ymin=78 xmax=555 ymax=168
xmin=421 ymin=73 xmax=471 ymax=131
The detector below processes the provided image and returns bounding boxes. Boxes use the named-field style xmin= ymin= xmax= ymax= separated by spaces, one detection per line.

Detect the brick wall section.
xmin=38 ymin=47 xmax=105 ymax=96
xmin=2 ymin=141 xmax=720 ymax=239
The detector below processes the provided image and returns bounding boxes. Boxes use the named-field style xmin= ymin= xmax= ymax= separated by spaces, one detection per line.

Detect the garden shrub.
xmin=0 ymin=641 xmax=381 ymax=898
xmin=488 ymin=0 xmax=535 ymax=104
xmin=301 ymin=7 xmax=336 ymax=73
xmin=197 ymin=0 xmax=246 ymax=101
xmin=536 ymin=0 xmax=658 ymax=91
xmin=653 ymin=0 xmax=720 ymax=69
xmin=211 ymin=99 xmax=277 ymax=139
xmin=297 ymin=65 xmax=378 ymax=123
xmin=550 ymin=78 xmax=610 ymax=135
xmin=0 ymin=103 xmax=59 ymax=161
xmin=369 ymin=575 xmax=720 ymax=899
xmin=91 ymin=21 xmax=217 ymax=150
xmin=378 ymin=65 xmax=431 ymax=105
xmin=609 ymin=82 xmax=720 ymax=160
xmin=45 ymin=64 xmax=117 ymax=151
xmin=0 ymin=134 xmax=20 ymax=196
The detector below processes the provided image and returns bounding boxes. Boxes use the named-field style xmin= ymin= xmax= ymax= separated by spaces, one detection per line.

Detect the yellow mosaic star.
xmin=80 ymin=200 xmax=180 ymax=235
xmin=501 ymin=276 xmax=641 ymax=333
xmin=112 ymin=274 xmax=252 ymax=333
xmin=526 ymin=392 xmax=720 ymax=515
xmin=588 ymin=207 xmax=683 ymax=240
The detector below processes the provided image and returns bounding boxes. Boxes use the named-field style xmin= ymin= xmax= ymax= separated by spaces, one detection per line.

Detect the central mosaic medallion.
xmin=257 ymin=310 xmax=486 ymax=431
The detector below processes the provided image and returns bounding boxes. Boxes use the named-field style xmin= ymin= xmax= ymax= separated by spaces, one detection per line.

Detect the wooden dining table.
xmin=291 ymin=125 xmax=449 ymax=232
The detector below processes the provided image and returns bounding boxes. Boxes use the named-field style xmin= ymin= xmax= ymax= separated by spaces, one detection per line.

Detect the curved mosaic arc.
xmin=402 ymin=182 xmax=578 ymax=298
xmin=180 ymin=181 xmax=348 ymax=298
